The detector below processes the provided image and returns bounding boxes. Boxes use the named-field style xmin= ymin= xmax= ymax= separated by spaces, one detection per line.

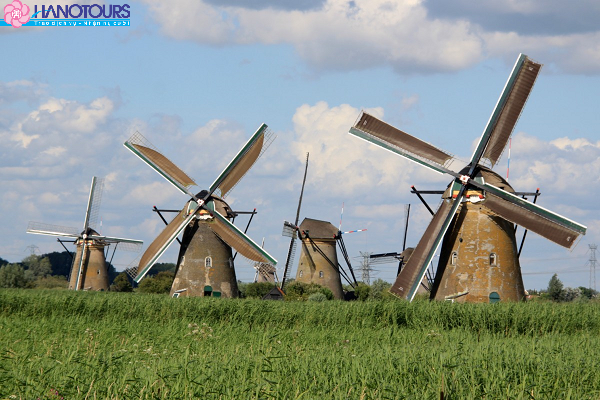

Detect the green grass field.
xmin=1 ymin=290 xmax=600 ymax=399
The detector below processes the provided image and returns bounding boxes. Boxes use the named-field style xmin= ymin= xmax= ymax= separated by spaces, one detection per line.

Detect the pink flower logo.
xmin=4 ymin=0 xmax=29 ymax=28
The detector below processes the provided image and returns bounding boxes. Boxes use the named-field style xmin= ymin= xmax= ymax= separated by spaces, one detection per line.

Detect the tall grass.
xmin=2 ymin=289 xmax=599 ymax=334
xmin=1 ymin=289 xmax=600 ymax=399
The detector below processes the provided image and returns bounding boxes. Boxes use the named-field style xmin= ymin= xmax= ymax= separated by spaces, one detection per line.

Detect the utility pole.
xmin=359 ymin=251 xmax=373 ymax=285
xmin=25 ymin=244 xmax=40 ymax=256
xmin=589 ymin=244 xmax=597 ymax=291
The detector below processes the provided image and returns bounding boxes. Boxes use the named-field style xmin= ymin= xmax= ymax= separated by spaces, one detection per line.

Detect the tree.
xmin=151 ymin=263 xmax=177 ymax=275
xmin=369 ymin=279 xmax=392 ymax=299
xmin=44 ymin=251 xmax=73 ymax=277
xmin=0 ymin=264 xmax=29 ymax=288
xmin=547 ymin=274 xmax=564 ymax=302
xmin=562 ymin=287 xmax=581 ymax=302
xmin=22 ymin=255 xmax=53 ymax=279
xmin=579 ymin=286 xmax=598 ymax=300
xmin=138 ymin=271 xmax=174 ymax=294
xmin=111 ymin=272 xmax=133 ymax=292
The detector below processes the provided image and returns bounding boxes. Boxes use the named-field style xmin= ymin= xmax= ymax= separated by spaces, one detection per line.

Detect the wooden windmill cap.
xmin=298 ymin=218 xmax=338 ymax=240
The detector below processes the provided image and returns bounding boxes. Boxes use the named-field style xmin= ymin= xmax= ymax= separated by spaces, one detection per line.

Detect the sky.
xmin=1 ymin=0 xmax=600 ymax=290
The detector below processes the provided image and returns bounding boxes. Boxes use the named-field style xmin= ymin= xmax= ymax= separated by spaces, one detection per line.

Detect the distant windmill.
xmin=27 ymin=177 xmax=143 ymax=291
xmin=253 ymin=238 xmax=278 ymax=283
xmin=124 ymin=124 xmax=277 ymax=298
xmin=281 ymin=154 xmax=361 ymax=299
xmin=349 ymin=53 xmax=587 ymax=303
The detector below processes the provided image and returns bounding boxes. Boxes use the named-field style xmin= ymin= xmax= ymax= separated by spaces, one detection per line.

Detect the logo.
xmin=2 ymin=2 xmax=130 ymax=27
xmin=3 ymin=0 xmax=30 ymax=28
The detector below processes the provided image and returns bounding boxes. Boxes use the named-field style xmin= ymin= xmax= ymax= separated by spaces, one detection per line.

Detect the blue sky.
xmin=2 ymin=0 xmax=600 ymax=290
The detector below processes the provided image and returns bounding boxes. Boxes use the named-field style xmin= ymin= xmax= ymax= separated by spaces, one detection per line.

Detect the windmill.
xmin=26 ymin=177 xmax=143 ymax=291
xmin=365 ymin=204 xmax=431 ymax=293
xmin=253 ymin=238 xmax=278 ymax=283
xmin=124 ymin=124 xmax=277 ymax=298
xmin=349 ymin=53 xmax=587 ymax=303
xmin=281 ymin=154 xmax=361 ymax=299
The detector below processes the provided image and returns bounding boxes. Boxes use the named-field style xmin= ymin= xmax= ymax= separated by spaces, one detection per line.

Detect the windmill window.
xmin=451 ymin=252 xmax=458 ymax=266
xmin=172 ymin=293 xmax=180 ymax=298
xmin=319 ymin=271 xmax=324 ymax=278
xmin=205 ymin=257 xmax=212 ymax=268
xmin=490 ymin=253 xmax=497 ymax=266
xmin=299 ymin=270 xmax=303 ymax=277
xmin=97 ymin=270 xmax=100 ymax=275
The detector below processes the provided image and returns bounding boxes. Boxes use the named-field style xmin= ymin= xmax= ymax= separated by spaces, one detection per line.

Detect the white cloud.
xmin=508 ymin=131 xmax=600 ymax=198
xmin=139 ymin=0 xmax=600 ymax=74
xmin=123 ymin=181 xmax=182 ymax=207
xmin=26 ymin=96 xmax=114 ymax=134
xmin=484 ymin=31 xmax=600 ymax=74
xmin=10 ymin=131 xmax=39 ymax=148
xmin=41 ymin=146 xmax=67 ymax=157
xmin=291 ymin=101 xmax=447 ymax=197
xmin=142 ymin=0 xmax=483 ymax=73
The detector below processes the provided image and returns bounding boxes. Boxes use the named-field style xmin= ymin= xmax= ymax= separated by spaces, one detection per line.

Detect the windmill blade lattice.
xmin=281 ymin=221 xmax=299 ymax=288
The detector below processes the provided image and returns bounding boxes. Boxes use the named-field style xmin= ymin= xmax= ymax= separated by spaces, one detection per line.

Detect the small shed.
xmin=262 ymin=286 xmax=285 ymax=300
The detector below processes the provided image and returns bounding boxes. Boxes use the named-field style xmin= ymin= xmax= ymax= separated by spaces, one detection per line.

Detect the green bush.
xmin=352 ymin=282 xmax=371 ymax=301
xmin=284 ymin=281 xmax=333 ymax=301
xmin=243 ymin=282 xmax=276 ymax=299
xmin=308 ymin=292 xmax=327 ymax=302
xmin=34 ymin=275 xmax=68 ymax=289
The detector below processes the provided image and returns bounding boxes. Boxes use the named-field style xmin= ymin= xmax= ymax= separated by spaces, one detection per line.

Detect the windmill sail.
xmin=124 ymin=132 xmax=197 ymax=196
xmin=281 ymin=152 xmax=309 ymax=289
xmin=350 ymin=112 xmax=456 ymax=170
xmin=479 ymin=183 xmax=586 ymax=249
xmin=83 ymin=176 xmax=104 ymax=231
xmin=27 ymin=222 xmax=80 ymax=238
xmin=135 ymin=207 xmax=197 ymax=282
xmin=209 ymin=123 xmax=275 ymax=198
xmin=472 ymin=54 xmax=542 ymax=167
xmin=91 ymin=235 xmax=144 ymax=252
